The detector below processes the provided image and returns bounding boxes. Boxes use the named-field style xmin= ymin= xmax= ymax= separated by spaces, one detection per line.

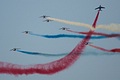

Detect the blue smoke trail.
xmin=17 ymin=50 xmax=67 ymax=57
xmin=29 ymin=33 xmax=107 ymax=39
xmin=16 ymin=50 xmax=119 ymax=56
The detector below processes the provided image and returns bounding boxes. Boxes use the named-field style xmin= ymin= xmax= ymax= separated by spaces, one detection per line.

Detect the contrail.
xmin=83 ymin=52 xmax=120 ymax=55
xmin=17 ymin=50 xmax=120 ymax=56
xmin=88 ymin=44 xmax=120 ymax=53
xmin=0 ymin=10 xmax=99 ymax=76
xmin=96 ymin=24 xmax=120 ymax=32
xmin=0 ymin=31 xmax=93 ymax=75
xmin=47 ymin=17 xmax=120 ymax=32
xmin=17 ymin=50 xmax=67 ymax=57
xmin=46 ymin=17 xmax=94 ymax=30
xmin=66 ymin=29 xmax=120 ymax=38
xmin=29 ymin=32 xmax=107 ymax=39
xmin=28 ymin=32 xmax=120 ymax=39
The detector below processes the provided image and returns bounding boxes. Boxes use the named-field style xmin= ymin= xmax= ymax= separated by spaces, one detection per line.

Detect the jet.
xmin=43 ymin=19 xmax=53 ymax=22
xmin=39 ymin=15 xmax=50 ymax=18
xmin=10 ymin=48 xmax=20 ymax=51
xmin=85 ymin=42 xmax=92 ymax=45
xmin=22 ymin=31 xmax=31 ymax=34
xmin=59 ymin=27 xmax=70 ymax=30
xmin=95 ymin=5 xmax=105 ymax=11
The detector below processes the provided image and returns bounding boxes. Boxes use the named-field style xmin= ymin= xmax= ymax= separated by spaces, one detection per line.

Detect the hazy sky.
xmin=0 ymin=0 xmax=120 ymax=80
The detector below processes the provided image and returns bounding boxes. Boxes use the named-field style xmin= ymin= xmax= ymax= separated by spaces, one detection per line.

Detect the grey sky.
xmin=0 ymin=0 xmax=120 ymax=80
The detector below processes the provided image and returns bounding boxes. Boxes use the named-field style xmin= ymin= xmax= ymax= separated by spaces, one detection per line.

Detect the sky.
xmin=0 ymin=0 xmax=120 ymax=80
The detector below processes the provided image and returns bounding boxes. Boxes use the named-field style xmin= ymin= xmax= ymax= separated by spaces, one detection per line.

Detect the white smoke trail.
xmin=47 ymin=17 xmax=95 ymax=30
xmin=47 ymin=17 xmax=120 ymax=32
xmin=96 ymin=24 xmax=120 ymax=32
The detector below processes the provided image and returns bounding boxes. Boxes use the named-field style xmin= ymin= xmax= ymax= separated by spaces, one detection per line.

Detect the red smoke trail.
xmin=88 ymin=44 xmax=110 ymax=52
xmin=67 ymin=10 xmax=100 ymax=32
xmin=92 ymin=10 xmax=100 ymax=27
xmin=66 ymin=10 xmax=118 ymax=38
xmin=0 ymin=31 xmax=93 ymax=75
xmin=0 ymin=11 xmax=100 ymax=75
xmin=88 ymin=44 xmax=120 ymax=53
xmin=66 ymin=30 xmax=120 ymax=38
xmin=110 ymin=49 xmax=120 ymax=52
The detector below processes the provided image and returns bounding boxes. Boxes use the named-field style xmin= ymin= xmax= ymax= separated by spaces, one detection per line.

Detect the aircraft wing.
xmin=101 ymin=7 xmax=105 ymax=8
xmin=95 ymin=7 xmax=99 ymax=10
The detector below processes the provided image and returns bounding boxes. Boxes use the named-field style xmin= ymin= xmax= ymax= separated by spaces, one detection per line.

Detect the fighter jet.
xmin=85 ymin=42 xmax=92 ymax=45
xmin=39 ymin=15 xmax=50 ymax=18
xmin=95 ymin=5 xmax=105 ymax=11
xmin=10 ymin=48 xmax=20 ymax=51
xmin=43 ymin=19 xmax=53 ymax=22
xmin=22 ymin=31 xmax=31 ymax=34
xmin=59 ymin=27 xmax=70 ymax=30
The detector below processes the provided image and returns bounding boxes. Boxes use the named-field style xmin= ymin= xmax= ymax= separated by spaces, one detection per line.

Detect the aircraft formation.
xmin=39 ymin=15 xmax=53 ymax=22
xmin=0 ymin=5 xmax=120 ymax=76
xmin=11 ymin=5 xmax=120 ymax=54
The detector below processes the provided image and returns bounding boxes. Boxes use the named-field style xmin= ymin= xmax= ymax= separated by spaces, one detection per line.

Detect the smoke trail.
xmin=83 ymin=52 xmax=120 ymax=56
xmin=0 ymin=31 xmax=93 ymax=75
xmin=0 ymin=10 xmax=99 ymax=75
xmin=17 ymin=50 xmax=67 ymax=57
xmin=110 ymin=48 xmax=120 ymax=52
xmin=66 ymin=29 xmax=113 ymax=35
xmin=88 ymin=44 xmax=120 ymax=53
xmin=29 ymin=32 xmax=120 ymax=39
xmin=88 ymin=44 xmax=110 ymax=52
xmin=66 ymin=29 xmax=120 ymax=38
xmin=17 ymin=50 xmax=120 ymax=57
xmin=46 ymin=17 xmax=94 ymax=30
xmin=47 ymin=18 xmax=120 ymax=32
xmin=29 ymin=33 xmax=107 ymax=39
xmin=96 ymin=24 xmax=120 ymax=32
